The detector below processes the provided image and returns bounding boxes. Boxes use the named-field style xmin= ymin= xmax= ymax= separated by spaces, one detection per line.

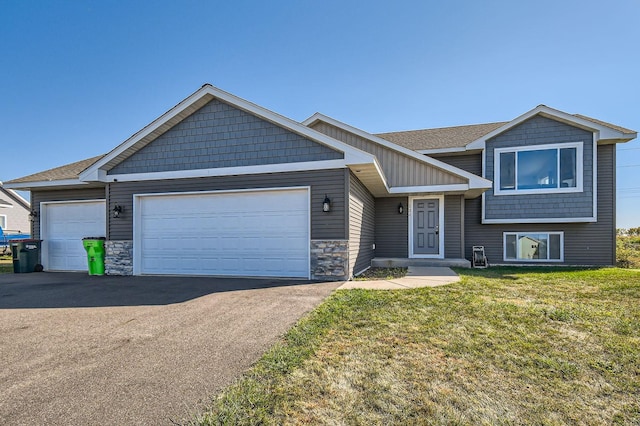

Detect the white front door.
xmin=41 ymin=201 xmax=106 ymax=271
xmin=135 ymin=188 xmax=310 ymax=278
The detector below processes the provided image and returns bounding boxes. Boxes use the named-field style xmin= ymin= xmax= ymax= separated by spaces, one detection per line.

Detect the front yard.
xmin=198 ymin=267 xmax=640 ymax=425
xmin=0 ymin=255 xmax=12 ymax=273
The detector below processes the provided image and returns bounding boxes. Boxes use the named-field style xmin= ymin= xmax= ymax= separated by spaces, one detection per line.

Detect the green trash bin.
xmin=11 ymin=240 xmax=43 ymax=273
xmin=82 ymin=237 xmax=106 ymax=276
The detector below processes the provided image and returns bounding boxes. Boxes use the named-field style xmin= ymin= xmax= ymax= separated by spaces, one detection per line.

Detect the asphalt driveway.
xmin=0 ymin=273 xmax=341 ymax=425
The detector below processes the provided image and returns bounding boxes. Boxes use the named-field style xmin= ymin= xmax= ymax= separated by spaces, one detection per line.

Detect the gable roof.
xmin=79 ymin=84 xmax=377 ymax=183
xmin=5 ymin=155 xmax=105 ymax=189
xmin=0 ymin=183 xmax=30 ymax=209
xmin=375 ymin=108 xmax=636 ymax=153
xmin=573 ymin=114 xmax=637 ymax=135
xmin=303 ymin=113 xmax=492 ymax=198
xmin=466 ymin=105 xmax=637 ymax=151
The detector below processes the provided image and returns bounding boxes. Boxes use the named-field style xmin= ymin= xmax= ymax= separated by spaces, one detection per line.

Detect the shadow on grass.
xmin=452 ymin=266 xmax=609 ymax=280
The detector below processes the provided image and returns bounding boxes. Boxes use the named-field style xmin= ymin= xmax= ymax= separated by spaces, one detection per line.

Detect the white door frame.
xmin=408 ymin=195 xmax=444 ymax=259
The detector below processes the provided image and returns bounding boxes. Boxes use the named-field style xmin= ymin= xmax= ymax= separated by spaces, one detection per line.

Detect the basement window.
xmin=503 ymin=232 xmax=563 ymax=262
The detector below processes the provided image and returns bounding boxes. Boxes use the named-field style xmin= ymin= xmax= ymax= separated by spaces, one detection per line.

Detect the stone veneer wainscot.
xmin=310 ymin=240 xmax=348 ymax=281
xmin=105 ymin=240 xmax=133 ymax=276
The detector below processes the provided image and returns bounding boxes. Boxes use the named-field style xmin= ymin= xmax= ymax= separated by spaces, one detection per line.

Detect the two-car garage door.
xmin=135 ymin=188 xmax=310 ymax=278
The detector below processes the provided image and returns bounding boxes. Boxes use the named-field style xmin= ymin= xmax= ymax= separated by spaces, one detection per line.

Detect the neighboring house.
xmin=5 ymin=85 xmax=636 ymax=279
xmin=0 ymin=182 xmax=31 ymax=235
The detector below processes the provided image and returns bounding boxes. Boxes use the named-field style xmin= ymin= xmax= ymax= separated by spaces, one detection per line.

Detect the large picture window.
xmin=494 ymin=142 xmax=583 ymax=195
xmin=503 ymin=232 xmax=563 ymax=262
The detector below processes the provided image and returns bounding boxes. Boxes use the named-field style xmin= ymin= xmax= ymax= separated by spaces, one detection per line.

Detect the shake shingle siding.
xmin=463 ymin=145 xmax=615 ymax=265
xmin=484 ymin=116 xmax=594 ymax=221
xmin=107 ymin=169 xmax=347 ymax=241
xmin=348 ymin=173 xmax=375 ymax=276
xmin=108 ymin=99 xmax=342 ymax=175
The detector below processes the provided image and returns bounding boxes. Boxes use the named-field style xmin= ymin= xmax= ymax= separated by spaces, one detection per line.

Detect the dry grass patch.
xmin=197 ymin=267 xmax=640 ymax=425
xmin=354 ymin=267 xmax=407 ymax=281
xmin=0 ymin=255 xmax=12 ymax=274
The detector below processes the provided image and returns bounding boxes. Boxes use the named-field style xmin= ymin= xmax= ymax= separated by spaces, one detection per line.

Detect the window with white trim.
xmin=494 ymin=142 xmax=583 ymax=195
xmin=0 ymin=215 xmax=6 ymax=229
xmin=503 ymin=232 xmax=564 ymax=262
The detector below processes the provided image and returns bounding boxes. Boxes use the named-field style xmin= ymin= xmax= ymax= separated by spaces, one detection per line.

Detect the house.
xmin=5 ymin=85 xmax=636 ymax=279
xmin=0 ymin=182 xmax=31 ymax=235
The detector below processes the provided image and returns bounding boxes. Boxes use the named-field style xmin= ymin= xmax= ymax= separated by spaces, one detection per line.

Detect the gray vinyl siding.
xmin=348 ymin=173 xmax=375 ymax=276
xmin=374 ymin=197 xmax=408 ymax=258
xmin=484 ymin=116 xmax=594 ymax=220
xmin=107 ymin=169 xmax=347 ymax=241
xmin=30 ymin=187 xmax=107 ymax=239
xmin=109 ymin=99 xmax=342 ymax=175
xmin=464 ymin=145 xmax=615 ymax=265
xmin=310 ymin=122 xmax=466 ymax=187
xmin=434 ymin=153 xmax=482 ymax=176
xmin=444 ymin=195 xmax=464 ymax=258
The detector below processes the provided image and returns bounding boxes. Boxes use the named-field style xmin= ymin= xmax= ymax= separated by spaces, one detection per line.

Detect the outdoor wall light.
xmin=323 ymin=195 xmax=331 ymax=213
xmin=112 ymin=204 xmax=124 ymax=218
xmin=28 ymin=210 xmax=38 ymax=221
xmin=398 ymin=202 xmax=404 ymax=214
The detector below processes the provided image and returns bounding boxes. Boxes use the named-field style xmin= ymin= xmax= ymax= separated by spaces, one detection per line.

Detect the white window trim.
xmin=503 ymin=231 xmax=564 ymax=262
xmin=408 ymin=195 xmax=444 ymax=259
xmin=0 ymin=214 xmax=7 ymax=229
xmin=494 ymin=142 xmax=583 ymax=196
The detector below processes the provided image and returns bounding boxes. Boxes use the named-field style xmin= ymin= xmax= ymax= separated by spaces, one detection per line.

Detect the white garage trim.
xmin=133 ymin=187 xmax=311 ymax=278
xmin=40 ymin=200 xmax=106 ymax=271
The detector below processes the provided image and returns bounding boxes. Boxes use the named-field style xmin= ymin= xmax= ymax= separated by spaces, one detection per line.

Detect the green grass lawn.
xmin=197 ymin=267 xmax=640 ymax=425
xmin=0 ymin=255 xmax=12 ymax=273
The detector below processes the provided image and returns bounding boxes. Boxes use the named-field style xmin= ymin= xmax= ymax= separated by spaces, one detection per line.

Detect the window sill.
xmin=493 ymin=187 xmax=583 ymax=196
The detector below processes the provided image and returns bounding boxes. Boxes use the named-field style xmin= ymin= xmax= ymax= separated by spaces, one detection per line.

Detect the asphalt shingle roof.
xmin=7 ymin=155 xmax=105 ymax=184
xmin=376 ymin=122 xmax=508 ymax=151
xmin=5 ymin=111 xmax=635 ymax=185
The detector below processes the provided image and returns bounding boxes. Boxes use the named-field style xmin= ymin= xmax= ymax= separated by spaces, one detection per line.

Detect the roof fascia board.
xmin=303 ymin=113 xmax=492 ymax=190
xmin=4 ymin=179 xmax=90 ymax=190
xmin=389 ymin=184 xmax=469 ymax=194
xmin=80 ymin=85 xmax=376 ymax=182
xmin=0 ymin=186 xmax=30 ymax=209
xmin=416 ymin=147 xmax=468 ymax=155
xmin=466 ymin=105 xmax=633 ymax=150
xmin=103 ymin=159 xmax=352 ymax=183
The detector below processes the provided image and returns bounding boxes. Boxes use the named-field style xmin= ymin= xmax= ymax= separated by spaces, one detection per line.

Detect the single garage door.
xmin=135 ymin=188 xmax=309 ymax=278
xmin=41 ymin=201 xmax=106 ymax=271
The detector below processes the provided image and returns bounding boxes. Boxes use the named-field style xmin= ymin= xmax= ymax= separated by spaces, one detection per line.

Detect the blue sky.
xmin=2 ymin=1 xmax=639 ymax=227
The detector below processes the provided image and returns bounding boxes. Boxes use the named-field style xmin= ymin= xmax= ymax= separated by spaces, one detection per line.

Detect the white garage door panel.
xmin=138 ymin=189 xmax=309 ymax=277
xmin=43 ymin=201 xmax=106 ymax=271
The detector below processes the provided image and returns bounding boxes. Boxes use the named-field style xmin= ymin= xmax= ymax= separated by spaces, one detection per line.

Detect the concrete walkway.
xmin=338 ymin=266 xmax=460 ymax=290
